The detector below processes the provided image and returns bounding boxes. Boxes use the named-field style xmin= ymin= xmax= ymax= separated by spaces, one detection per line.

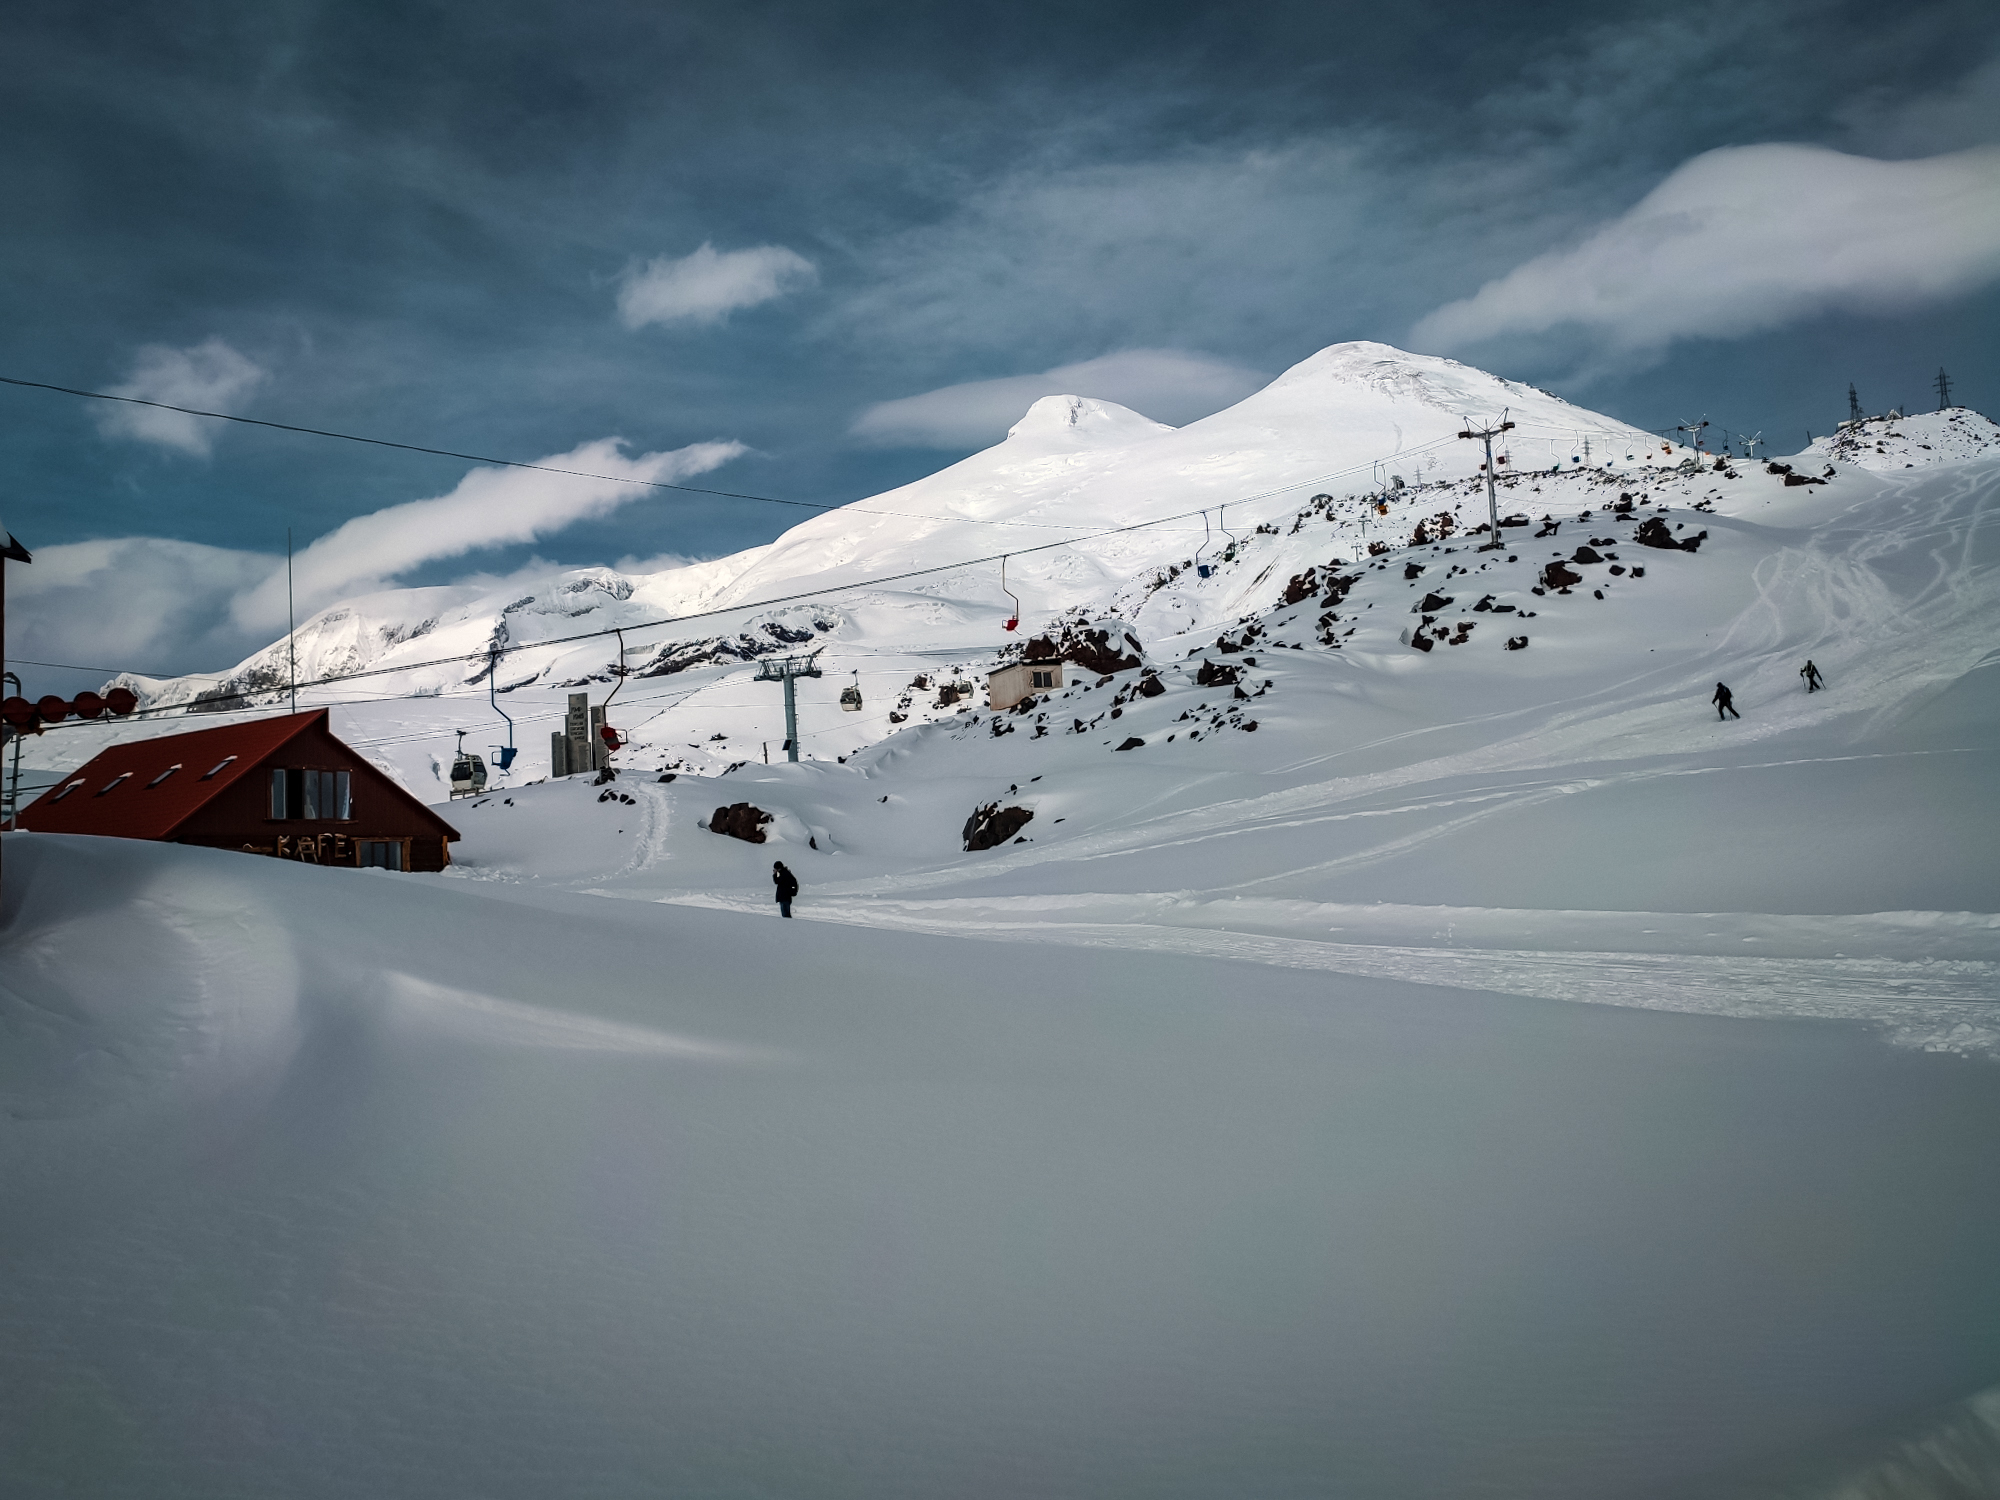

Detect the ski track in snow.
xmin=648 ymin=890 xmax=2000 ymax=1057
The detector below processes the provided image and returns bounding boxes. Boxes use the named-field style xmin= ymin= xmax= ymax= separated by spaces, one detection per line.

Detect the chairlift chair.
xmin=1195 ymin=512 xmax=1214 ymax=578
xmin=487 ymin=643 xmax=517 ymax=770
xmin=1000 ymin=556 xmax=1020 ymax=631
xmin=595 ymin=628 xmax=631 ymax=758
xmin=1217 ymin=504 xmax=1238 ymax=563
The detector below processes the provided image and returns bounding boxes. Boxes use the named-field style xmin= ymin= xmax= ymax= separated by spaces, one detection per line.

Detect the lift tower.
xmin=756 ymin=650 xmax=823 ymax=763
xmin=1457 ymin=412 xmax=1514 ymax=551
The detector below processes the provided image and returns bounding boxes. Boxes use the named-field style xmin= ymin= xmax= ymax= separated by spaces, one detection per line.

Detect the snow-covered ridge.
xmin=108 ymin=343 xmax=1659 ymax=721
xmin=1812 ymin=407 xmax=2000 ymax=470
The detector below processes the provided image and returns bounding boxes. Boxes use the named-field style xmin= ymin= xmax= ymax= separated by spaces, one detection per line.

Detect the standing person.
xmin=1800 ymin=660 xmax=1824 ymax=693
xmin=1712 ymin=682 xmax=1740 ymax=720
xmin=772 ymin=860 xmax=799 ymax=918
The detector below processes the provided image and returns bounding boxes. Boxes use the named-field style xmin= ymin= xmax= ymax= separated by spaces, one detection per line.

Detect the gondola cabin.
xmin=16 ymin=709 xmax=459 ymax=871
xmin=986 ymin=659 xmax=1064 ymax=712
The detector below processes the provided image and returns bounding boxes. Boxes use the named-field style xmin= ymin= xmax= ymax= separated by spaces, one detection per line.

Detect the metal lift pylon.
xmin=755 ymin=650 xmax=823 ymax=762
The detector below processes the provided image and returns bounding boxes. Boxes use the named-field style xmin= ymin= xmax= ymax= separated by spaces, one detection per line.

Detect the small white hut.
xmin=986 ymin=659 xmax=1064 ymax=712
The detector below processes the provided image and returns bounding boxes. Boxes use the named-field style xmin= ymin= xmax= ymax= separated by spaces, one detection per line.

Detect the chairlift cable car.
xmin=486 ymin=643 xmax=517 ymax=771
xmin=1195 ymin=512 xmax=1213 ymax=578
xmin=1218 ymin=503 xmax=1237 ymax=561
xmin=1000 ymin=556 xmax=1020 ymax=632
xmin=449 ymin=729 xmax=488 ymax=799
xmin=840 ymin=669 xmax=863 ymax=712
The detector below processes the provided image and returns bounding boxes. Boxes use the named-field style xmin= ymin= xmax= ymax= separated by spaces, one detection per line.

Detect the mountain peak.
xmin=1005 ymin=394 xmax=1175 ymax=447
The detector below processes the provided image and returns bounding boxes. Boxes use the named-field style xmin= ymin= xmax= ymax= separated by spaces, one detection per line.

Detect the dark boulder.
xmin=1195 ymin=659 xmax=1242 ymax=687
xmin=709 ymin=802 xmax=774 ymax=843
xmin=1136 ymin=673 xmax=1166 ymax=698
xmin=1571 ymin=545 xmax=1603 ymax=564
xmin=1113 ymin=736 xmax=1146 ymax=751
xmin=1505 ymin=635 xmax=1529 ymax=650
xmin=963 ymin=802 xmax=1034 ymax=851
xmin=1417 ymin=592 xmax=1455 ymax=613
xmin=1541 ymin=561 xmax=1582 ymax=589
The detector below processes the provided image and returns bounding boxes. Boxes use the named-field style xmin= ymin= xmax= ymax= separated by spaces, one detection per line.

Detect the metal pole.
xmin=286 ymin=527 xmax=297 ymax=715
xmin=1483 ymin=432 xmax=1499 ymax=545
xmin=783 ymin=675 xmax=799 ymax=763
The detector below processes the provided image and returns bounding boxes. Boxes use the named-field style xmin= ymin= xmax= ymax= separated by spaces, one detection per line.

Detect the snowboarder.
xmin=1712 ymin=682 xmax=1740 ymax=720
xmin=772 ymin=860 xmax=799 ymax=918
xmin=1800 ymin=660 xmax=1824 ymax=693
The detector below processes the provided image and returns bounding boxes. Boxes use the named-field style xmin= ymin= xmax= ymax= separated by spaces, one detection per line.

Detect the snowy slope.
xmin=5 ymin=356 xmax=2000 ymax=1495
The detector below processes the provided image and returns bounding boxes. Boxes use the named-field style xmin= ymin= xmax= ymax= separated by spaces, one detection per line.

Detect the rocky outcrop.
xmin=1540 ymin=561 xmax=1582 ymax=589
xmin=708 ymin=803 xmax=774 ymax=843
xmin=963 ymin=802 xmax=1034 ymax=850
xmin=1194 ymin=659 xmax=1242 ymax=688
xmin=1021 ymin=620 xmax=1144 ymax=675
xmin=1634 ymin=518 xmax=1708 ymax=553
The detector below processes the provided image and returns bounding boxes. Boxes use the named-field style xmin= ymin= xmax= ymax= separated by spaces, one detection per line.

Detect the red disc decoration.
xmin=1 ymin=696 xmax=33 ymax=727
xmin=105 ymin=687 xmax=139 ymax=716
xmin=36 ymin=695 xmax=68 ymax=724
xmin=71 ymin=691 xmax=106 ymax=719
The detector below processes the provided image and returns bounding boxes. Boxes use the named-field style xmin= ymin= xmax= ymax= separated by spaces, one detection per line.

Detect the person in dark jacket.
xmin=772 ymin=861 xmax=799 ymax=918
xmin=1713 ymin=682 xmax=1740 ymax=720
xmin=1800 ymin=660 xmax=1824 ymax=692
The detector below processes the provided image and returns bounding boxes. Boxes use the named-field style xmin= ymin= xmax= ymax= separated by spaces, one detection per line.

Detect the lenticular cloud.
xmin=1412 ymin=143 xmax=2000 ymax=355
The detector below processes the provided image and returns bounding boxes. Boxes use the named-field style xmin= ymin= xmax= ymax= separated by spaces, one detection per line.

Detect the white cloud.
xmin=95 ymin=338 xmax=270 ymax=456
xmin=850 ymin=349 xmax=1268 ymax=449
xmin=7 ymin=439 xmax=747 ymax=678
xmin=232 ymin=437 xmax=745 ymax=631
xmin=616 ymin=242 xmax=817 ymax=328
xmin=1410 ymin=144 xmax=2000 ymax=356
xmin=4 ymin=537 xmax=279 ymax=676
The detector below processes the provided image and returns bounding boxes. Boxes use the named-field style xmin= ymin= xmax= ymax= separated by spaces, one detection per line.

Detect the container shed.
xmin=15 ymin=709 xmax=459 ymax=871
xmin=986 ymin=659 xmax=1065 ymax=712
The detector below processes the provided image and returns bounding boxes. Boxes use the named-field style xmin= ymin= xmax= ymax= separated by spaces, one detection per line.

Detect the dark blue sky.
xmin=3 ymin=0 xmax=1997 ymax=678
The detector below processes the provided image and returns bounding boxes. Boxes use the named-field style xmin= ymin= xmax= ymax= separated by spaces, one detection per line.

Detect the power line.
xmin=0 ymin=373 xmax=1120 ymax=536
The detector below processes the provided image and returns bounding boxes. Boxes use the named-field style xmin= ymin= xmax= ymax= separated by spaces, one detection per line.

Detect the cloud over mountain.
xmin=850 ymin=350 xmax=1268 ymax=449
xmin=1412 ymin=144 xmax=2000 ymax=357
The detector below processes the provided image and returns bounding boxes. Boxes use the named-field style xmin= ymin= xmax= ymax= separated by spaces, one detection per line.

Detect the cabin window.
xmin=1030 ymin=669 xmax=1055 ymax=689
xmin=359 ymin=840 xmax=403 ymax=871
xmin=95 ymin=772 xmax=134 ymax=796
xmin=148 ymin=764 xmax=181 ymax=788
xmin=270 ymin=768 xmax=352 ymax=821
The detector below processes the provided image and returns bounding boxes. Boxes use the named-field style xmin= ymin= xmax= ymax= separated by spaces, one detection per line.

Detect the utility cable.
xmin=0 ymin=373 xmax=1105 ymax=534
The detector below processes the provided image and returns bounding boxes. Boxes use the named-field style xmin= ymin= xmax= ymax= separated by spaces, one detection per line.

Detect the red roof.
xmin=20 ymin=710 xmax=367 ymax=839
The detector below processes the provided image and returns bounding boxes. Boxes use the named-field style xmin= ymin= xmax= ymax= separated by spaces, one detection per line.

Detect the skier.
xmin=1712 ymin=682 xmax=1740 ymax=720
xmin=1800 ymin=660 xmax=1824 ymax=693
xmin=772 ymin=860 xmax=799 ymax=918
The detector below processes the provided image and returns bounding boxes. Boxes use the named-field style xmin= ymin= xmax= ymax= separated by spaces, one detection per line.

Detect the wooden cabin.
xmin=16 ymin=709 xmax=459 ymax=871
xmin=986 ymin=659 xmax=1065 ymax=712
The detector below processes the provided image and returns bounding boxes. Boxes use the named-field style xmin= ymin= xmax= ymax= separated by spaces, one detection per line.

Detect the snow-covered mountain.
xmin=84 ymin=343 xmax=1664 ymax=772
